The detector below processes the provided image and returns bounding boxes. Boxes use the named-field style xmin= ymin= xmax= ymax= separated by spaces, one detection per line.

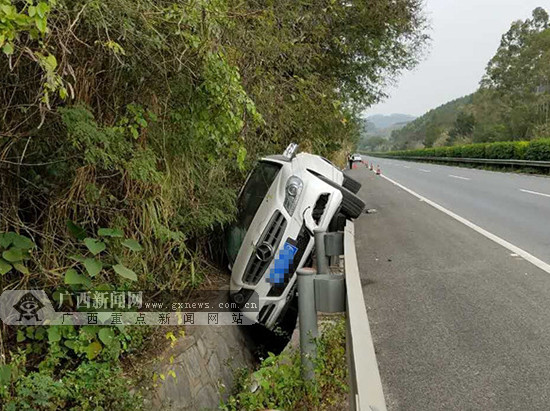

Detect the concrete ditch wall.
xmin=146 ymin=324 xmax=256 ymax=410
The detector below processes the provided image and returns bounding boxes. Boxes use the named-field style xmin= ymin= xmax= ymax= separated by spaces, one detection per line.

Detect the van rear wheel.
xmin=315 ymin=174 xmax=365 ymax=219
xmin=343 ymin=174 xmax=361 ymax=194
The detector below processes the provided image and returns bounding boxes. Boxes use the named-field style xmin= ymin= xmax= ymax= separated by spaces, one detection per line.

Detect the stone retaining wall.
xmin=146 ymin=324 xmax=256 ymax=410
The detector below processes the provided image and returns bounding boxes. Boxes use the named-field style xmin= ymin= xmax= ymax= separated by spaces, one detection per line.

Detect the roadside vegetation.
xmin=364 ymin=7 xmax=550 ymax=153
xmin=377 ymin=139 xmax=550 ymax=161
xmin=223 ymin=318 xmax=347 ymax=411
xmin=0 ymin=0 xmax=427 ymax=407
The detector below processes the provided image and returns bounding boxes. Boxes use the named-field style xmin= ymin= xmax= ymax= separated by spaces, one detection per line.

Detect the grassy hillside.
xmin=390 ymin=94 xmax=474 ymax=149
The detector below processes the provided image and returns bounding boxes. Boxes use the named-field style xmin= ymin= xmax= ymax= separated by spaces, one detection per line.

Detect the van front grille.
xmin=243 ymin=211 xmax=287 ymax=285
xmin=312 ymin=193 xmax=330 ymax=224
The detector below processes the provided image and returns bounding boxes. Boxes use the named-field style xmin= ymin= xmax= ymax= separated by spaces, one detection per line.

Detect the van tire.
xmin=342 ymin=174 xmax=361 ymax=194
xmin=315 ymin=174 xmax=365 ymax=219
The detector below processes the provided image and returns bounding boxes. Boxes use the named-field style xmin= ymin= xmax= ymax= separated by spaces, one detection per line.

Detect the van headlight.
xmin=284 ymin=176 xmax=303 ymax=216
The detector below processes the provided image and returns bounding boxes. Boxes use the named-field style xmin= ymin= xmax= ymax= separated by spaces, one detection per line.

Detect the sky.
xmin=366 ymin=0 xmax=547 ymax=118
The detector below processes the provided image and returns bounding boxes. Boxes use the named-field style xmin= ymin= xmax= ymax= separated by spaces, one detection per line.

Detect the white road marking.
xmin=381 ymin=174 xmax=550 ymax=275
xmin=403 ymin=166 xmax=411 ymax=169
xmin=520 ymin=189 xmax=550 ymax=198
xmin=419 ymin=169 xmax=431 ymax=173
xmin=449 ymin=174 xmax=471 ymax=181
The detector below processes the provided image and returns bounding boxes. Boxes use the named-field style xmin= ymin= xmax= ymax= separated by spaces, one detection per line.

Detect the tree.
xmin=482 ymin=7 xmax=549 ymax=92
xmin=389 ymin=95 xmax=474 ymax=148
xmin=317 ymin=0 xmax=429 ymax=107
xmin=361 ymin=136 xmax=387 ymax=151
xmin=424 ymin=122 xmax=442 ymax=147
xmin=480 ymin=7 xmax=550 ymax=138
xmin=457 ymin=112 xmax=475 ymax=135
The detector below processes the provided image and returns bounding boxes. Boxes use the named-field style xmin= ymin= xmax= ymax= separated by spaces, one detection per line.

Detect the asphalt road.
xmin=348 ymin=162 xmax=550 ymax=410
xmin=363 ymin=157 xmax=550 ymax=264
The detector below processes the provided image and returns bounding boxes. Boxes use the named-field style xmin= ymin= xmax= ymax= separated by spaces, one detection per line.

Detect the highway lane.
xmin=362 ymin=157 xmax=550 ymax=266
xmin=348 ymin=167 xmax=550 ymax=410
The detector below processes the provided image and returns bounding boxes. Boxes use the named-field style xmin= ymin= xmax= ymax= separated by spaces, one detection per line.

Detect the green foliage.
xmin=377 ymin=138 xmax=550 ymax=162
xmin=485 ymin=142 xmax=516 ymax=159
xmin=448 ymin=111 xmax=475 ymax=143
xmin=223 ymin=319 xmax=348 ymax=410
xmin=1 ymin=0 xmax=428 ymax=280
xmin=447 ymin=145 xmax=463 ymax=158
xmin=514 ymin=141 xmax=530 ymax=159
xmin=424 ymin=123 xmax=443 ymax=148
xmin=0 ymin=323 xmax=143 ymax=409
xmin=390 ymin=94 xmax=474 ymax=149
xmin=61 ymin=106 xmax=162 ymax=183
xmin=4 ymin=369 xmax=66 ymax=410
xmin=1 ymin=360 xmax=141 ymax=410
xmin=13 ymin=322 xmax=132 ymax=366
xmin=461 ymin=144 xmax=487 ymax=158
xmin=0 ymin=232 xmax=35 ymax=275
xmin=64 ymin=222 xmax=142 ymax=286
xmin=0 ymin=0 xmax=427 ymax=407
xmin=360 ymin=136 xmax=389 ymax=152
xmin=0 ymin=0 xmax=67 ymax=106
xmin=525 ymin=138 xmax=550 ymax=160
xmin=224 ymin=351 xmax=304 ymax=410
xmin=433 ymin=147 xmax=448 ymax=157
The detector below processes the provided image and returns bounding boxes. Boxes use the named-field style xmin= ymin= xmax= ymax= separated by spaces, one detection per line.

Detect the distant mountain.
xmin=366 ymin=114 xmax=416 ymax=130
xmin=359 ymin=113 xmax=415 ymax=146
xmin=358 ymin=113 xmax=415 ymax=151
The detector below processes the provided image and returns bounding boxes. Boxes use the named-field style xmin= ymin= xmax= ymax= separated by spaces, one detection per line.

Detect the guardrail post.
xmin=297 ymin=267 xmax=318 ymax=381
xmin=314 ymin=229 xmax=329 ymax=275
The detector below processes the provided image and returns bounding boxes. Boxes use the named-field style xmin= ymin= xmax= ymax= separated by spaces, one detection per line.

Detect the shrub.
xmin=223 ymin=319 xmax=347 ymax=410
xmin=514 ymin=141 xmax=529 ymax=159
xmin=461 ymin=143 xmax=487 ymax=158
xmin=485 ymin=142 xmax=516 ymax=159
xmin=447 ymin=145 xmax=463 ymax=158
xmin=423 ymin=148 xmax=436 ymax=157
xmin=381 ymin=140 xmax=547 ymax=161
xmin=3 ymin=371 xmax=66 ymax=410
xmin=525 ymin=138 xmax=550 ymax=161
xmin=2 ymin=362 xmax=141 ymax=410
xmin=433 ymin=147 xmax=448 ymax=157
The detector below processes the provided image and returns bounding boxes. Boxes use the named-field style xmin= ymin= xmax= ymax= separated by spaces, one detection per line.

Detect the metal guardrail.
xmin=344 ymin=221 xmax=387 ymax=411
xmin=370 ymin=155 xmax=550 ymax=168
xmin=297 ymin=222 xmax=386 ymax=411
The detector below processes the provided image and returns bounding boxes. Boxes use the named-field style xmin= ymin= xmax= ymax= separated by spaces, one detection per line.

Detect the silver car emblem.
xmin=256 ymin=242 xmax=274 ymax=262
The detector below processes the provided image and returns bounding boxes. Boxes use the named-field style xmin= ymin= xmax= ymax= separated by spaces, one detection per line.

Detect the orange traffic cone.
xmin=376 ymin=165 xmax=381 ymax=175
xmin=369 ymin=163 xmax=373 ymax=171
xmin=352 ymin=162 xmax=357 ymax=169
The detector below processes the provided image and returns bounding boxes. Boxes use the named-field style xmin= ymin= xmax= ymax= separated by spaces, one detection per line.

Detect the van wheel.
xmin=343 ymin=174 xmax=362 ymax=194
xmin=315 ymin=174 xmax=365 ymax=219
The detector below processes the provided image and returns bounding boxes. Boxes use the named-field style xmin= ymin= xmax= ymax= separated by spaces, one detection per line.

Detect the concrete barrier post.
xmin=297 ymin=267 xmax=318 ymax=381
xmin=314 ymin=229 xmax=329 ymax=275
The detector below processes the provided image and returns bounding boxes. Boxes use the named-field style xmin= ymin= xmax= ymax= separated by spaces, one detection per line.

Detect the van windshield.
xmin=226 ymin=161 xmax=282 ymax=263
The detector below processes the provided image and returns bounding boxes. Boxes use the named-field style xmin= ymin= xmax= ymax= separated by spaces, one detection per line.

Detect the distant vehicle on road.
xmin=351 ymin=154 xmax=362 ymax=162
xmin=226 ymin=143 xmax=364 ymax=329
